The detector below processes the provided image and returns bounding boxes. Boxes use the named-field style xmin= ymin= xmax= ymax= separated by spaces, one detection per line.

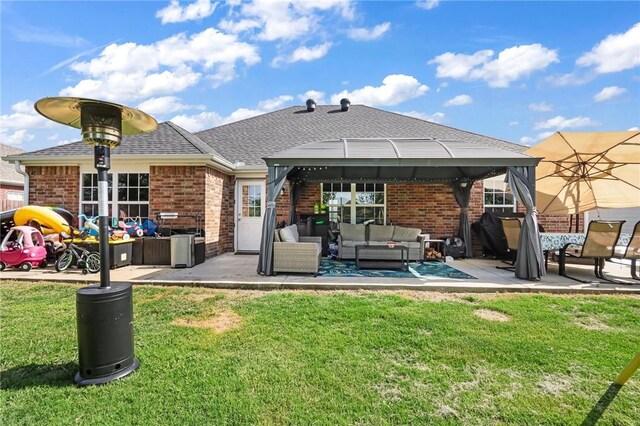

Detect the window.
xmin=321 ymin=183 xmax=386 ymax=224
xmin=117 ymin=173 xmax=149 ymax=219
xmin=483 ymin=174 xmax=516 ymax=213
xmin=242 ymin=184 xmax=262 ymax=217
xmin=81 ymin=172 xmax=149 ymax=220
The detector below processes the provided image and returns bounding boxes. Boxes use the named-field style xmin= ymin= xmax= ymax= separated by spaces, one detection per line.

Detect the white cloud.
xmin=528 ymin=102 xmax=553 ymax=112
xmin=628 ymin=126 xmax=639 ymax=131
xmin=509 ymin=121 xmax=519 ymax=126
xmin=1 ymin=129 xmax=34 ymax=146
xmin=156 ymin=0 xmax=218 ymax=24
xmin=593 ymin=86 xmax=627 ymax=102
xmin=576 ymin=22 xmax=640 ymax=74
xmin=520 ymin=131 xmax=554 ymax=146
xmin=330 ymin=74 xmax=429 ymax=106
xmin=218 ymin=18 xmax=261 ymax=34
xmin=272 ymin=43 xmax=332 ymax=66
xmin=396 ymin=111 xmax=445 ymax=124
xmin=534 ymin=115 xmax=598 ymax=130
xmin=347 ymin=22 xmax=391 ymax=41
xmin=520 ymin=136 xmax=534 ymax=145
xmin=298 ymin=90 xmax=326 ymax=104
xmin=444 ymin=94 xmax=472 ymax=107
xmin=430 ymin=44 xmax=558 ymax=87
xmin=545 ymin=71 xmax=593 ymax=87
xmin=9 ymin=24 xmax=89 ymax=48
xmin=56 ymin=139 xmax=78 ymax=146
xmin=0 ymin=100 xmax=54 ymax=131
xmin=416 ymin=0 xmax=439 ymax=10
xmin=137 ymin=96 xmax=203 ymax=116
xmin=258 ymin=95 xmax=293 ymax=110
xmin=60 ymin=28 xmax=260 ymax=102
xmin=171 ymin=94 xmax=294 ymax=131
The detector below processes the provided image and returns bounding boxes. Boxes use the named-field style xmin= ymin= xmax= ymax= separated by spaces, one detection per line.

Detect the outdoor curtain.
xmin=257 ymin=165 xmax=294 ymax=275
xmin=451 ymin=181 xmax=473 ymax=258
xmin=288 ymin=180 xmax=304 ymax=225
xmin=506 ymin=166 xmax=546 ymax=279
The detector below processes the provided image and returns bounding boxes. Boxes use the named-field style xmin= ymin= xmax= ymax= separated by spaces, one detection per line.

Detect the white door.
xmin=236 ymin=180 xmax=265 ymax=252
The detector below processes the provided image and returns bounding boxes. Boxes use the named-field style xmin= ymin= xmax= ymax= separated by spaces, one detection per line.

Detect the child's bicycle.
xmin=55 ymin=229 xmax=101 ymax=274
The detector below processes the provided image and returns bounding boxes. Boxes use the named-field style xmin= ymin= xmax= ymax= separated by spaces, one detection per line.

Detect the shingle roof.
xmin=0 ymin=144 xmax=25 ymax=185
xmin=6 ymin=104 xmax=527 ymax=170
xmin=196 ymin=105 xmax=527 ymax=166
xmin=7 ymin=122 xmax=223 ymax=158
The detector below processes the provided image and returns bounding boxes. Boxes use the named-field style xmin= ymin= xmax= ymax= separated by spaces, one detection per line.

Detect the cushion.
xmin=392 ymin=226 xmax=421 ymax=242
xmin=279 ymin=224 xmax=299 ymax=243
xmin=368 ymin=224 xmax=395 ymax=241
xmin=340 ymin=223 xmax=366 ymax=241
xmin=341 ymin=240 xmax=367 ymax=248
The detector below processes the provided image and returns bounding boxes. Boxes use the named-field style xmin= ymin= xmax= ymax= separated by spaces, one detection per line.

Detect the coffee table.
xmin=355 ymin=244 xmax=409 ymax=271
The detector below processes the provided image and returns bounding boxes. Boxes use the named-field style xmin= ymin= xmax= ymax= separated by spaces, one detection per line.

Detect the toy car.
xmin=0 ymin=226 xmax=48 ymax=271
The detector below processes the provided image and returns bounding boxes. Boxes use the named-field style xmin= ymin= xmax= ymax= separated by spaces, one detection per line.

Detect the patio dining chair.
xmin=495 ymin=217 xmax=521 ymax=271
xmin=559 ymin=220 xmax=625 ymax=283
xmin=618 ymin=220 xmax=640 ymax=280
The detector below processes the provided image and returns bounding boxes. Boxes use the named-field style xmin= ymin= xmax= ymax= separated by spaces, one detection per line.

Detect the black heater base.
xmin=75 ymin=282 xmax=139 ymax=386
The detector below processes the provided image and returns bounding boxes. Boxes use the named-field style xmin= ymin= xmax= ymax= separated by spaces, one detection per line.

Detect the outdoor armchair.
xmin=273 ymin=225 xmax=321 ymax=276
xmin=559 ymin=220 xmax=625 ymax=283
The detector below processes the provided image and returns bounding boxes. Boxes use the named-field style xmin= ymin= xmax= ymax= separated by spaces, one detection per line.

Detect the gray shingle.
xmin=1 ymin=144 xmax=25 ymax=184
xmin=196 ymin=105 xmax=527 ymax=166
xmin=8 ymin=122 xmax=223 ymax=158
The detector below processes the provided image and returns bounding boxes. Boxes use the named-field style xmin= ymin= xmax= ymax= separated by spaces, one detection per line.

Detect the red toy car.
xmin=0 ymin=226 xmax=48 ymax=271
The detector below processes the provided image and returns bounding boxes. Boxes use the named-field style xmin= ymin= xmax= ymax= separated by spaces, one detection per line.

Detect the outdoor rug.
xmin=318 ymin=259 xmax=476 ymax=280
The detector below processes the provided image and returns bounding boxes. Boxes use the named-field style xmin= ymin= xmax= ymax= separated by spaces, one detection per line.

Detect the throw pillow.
xmin=279 ymin=225 xmax=299 ymax=243
xmin=392 ymin=226 xmax=421 ymax=242
xmin=369 ymin=224 xmax=395 ymax=241
xmin=340 ymin=223 xmax=366 ymax=241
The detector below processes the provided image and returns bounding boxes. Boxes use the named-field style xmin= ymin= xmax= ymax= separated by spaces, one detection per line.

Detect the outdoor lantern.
xmin=35 ymin=97 xmax=157 ymax=386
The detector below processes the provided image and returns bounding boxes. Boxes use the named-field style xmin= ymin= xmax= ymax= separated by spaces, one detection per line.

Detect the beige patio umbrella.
xmin=525 ymin=131 xmax=640 ymax=215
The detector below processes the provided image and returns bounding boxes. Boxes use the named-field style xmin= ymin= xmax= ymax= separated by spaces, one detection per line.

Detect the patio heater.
xmin=35 ymin=97 xmax=157 ymax=385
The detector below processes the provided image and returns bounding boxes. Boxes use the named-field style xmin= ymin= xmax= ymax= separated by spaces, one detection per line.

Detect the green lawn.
xmin=1 ymin=281 xmax=639 ymax=425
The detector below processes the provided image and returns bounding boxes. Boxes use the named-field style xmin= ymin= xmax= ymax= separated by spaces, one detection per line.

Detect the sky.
xmin=1 ymin=0 xmax=639 ymax=152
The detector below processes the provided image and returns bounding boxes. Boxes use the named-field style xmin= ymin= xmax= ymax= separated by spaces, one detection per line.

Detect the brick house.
xmin=0 ymin=144 xmax=25 ymax=211
xmin=3 ymin=102 xmax=573 ymax=259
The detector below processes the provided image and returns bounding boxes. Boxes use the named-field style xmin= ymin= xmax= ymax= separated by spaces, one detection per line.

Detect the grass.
xmin=1 ymin=281 xmax=639 ymax=425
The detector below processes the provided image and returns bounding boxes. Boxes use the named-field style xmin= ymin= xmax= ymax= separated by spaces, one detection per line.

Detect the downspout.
xmin=14 ymin=160 xmax=29 ymax=205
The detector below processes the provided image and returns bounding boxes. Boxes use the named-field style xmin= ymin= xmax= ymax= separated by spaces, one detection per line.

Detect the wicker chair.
xmin=273 ymin=229 xmax=321 ymax=276
xmin=559 ymin=220 xmax=624 ymax=283
xmin=496 ymin=217 xmax=521 ymax=270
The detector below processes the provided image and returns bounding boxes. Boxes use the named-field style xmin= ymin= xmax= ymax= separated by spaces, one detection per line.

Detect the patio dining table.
xmin=540 ymin=232 xmax=631 ymax=275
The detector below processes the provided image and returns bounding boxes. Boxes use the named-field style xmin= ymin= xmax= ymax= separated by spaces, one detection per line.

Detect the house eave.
xmin=3 ymin=154 xmax=236 ymax=174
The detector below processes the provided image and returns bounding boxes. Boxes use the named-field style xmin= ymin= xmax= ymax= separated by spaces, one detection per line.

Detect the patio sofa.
xmin=338 ymin=224 xmax=425 ymax=261
xmin=273 ymin=224 xmax=322 ymax=276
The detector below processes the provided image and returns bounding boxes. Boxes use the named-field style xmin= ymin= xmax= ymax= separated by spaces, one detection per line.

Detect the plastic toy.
xmin=78 ymin=214 xmax=100 ymax=237
xmin=14 ymin=205 xmax=71 ymax=235
xmin=0 ymin=226 xmax=48 ymax=271
xmin=120 ymin=216 xmax=144 ymax=237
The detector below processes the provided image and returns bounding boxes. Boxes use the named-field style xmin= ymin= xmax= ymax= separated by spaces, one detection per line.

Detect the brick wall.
xmin=150 ymin=165 xmax=234 ymax=257
xmin=279 ymin=181 xmax=487 ymax=256
xmin=27 ymin=166 xmax=79 ymax=212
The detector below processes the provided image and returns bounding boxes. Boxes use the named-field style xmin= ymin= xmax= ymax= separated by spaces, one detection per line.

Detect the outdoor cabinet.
xmin=195 ymin=237 xmax=205 ymax=265
xmin=143 ymin=237 xmax=171 ymax=265
xmin=76 ymin=240 xmax=132 ymax=269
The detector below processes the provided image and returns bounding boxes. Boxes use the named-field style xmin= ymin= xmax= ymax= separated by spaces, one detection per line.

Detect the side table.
xmin=424 ymin=239 xmax=446 ymax=263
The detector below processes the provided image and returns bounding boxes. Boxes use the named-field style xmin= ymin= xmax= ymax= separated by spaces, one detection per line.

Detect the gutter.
xmin=14 ymin=160 xmax=29 ymax=204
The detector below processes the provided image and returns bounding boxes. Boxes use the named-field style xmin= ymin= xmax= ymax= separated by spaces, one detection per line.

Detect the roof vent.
xmin=340 ymin=98 xmax=350 ymax=111
xmin=306 ymin=99 xmax=316 ymax=112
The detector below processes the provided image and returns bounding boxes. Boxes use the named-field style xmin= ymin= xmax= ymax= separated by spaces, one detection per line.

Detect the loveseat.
xmin=273 ymin=224 xmax=322 ymax=276
xmin=338 ymin=224 xmax=425 ymax=261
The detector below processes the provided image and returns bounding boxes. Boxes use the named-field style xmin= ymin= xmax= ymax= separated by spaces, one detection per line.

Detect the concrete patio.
xmin=2 ymin=254 xmax=639 ymax=294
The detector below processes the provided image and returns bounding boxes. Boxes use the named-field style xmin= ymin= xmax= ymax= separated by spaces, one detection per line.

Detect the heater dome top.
xmin=34 ymin=97 xmax=157 ymax=135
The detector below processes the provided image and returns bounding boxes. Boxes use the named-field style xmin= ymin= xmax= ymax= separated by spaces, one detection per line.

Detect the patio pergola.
xmin=258 ymin=138 xmax=545 ymax=280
